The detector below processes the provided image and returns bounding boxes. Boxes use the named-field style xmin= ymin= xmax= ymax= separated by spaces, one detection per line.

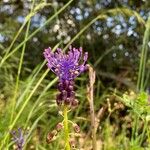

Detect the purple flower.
xmin=10 ymin=128 xmax=28 ymax=150
xmin=43 ymin=46 xmax=88 ymax=106
xmin=43 ymin=46 xmax=88 ymax=81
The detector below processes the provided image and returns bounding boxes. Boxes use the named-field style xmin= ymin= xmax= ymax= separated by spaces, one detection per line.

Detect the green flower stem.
xmin=63 ymin=105 xmax=70 ymax=150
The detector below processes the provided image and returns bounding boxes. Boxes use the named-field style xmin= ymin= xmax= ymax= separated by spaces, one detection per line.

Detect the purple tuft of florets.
xmin=43 ymin=46 xmax=88 ymax=81
xmin=10 ymin=128 xmax=28 ymax=150
xmin=43 ymin=46 xmax=88 ymax=106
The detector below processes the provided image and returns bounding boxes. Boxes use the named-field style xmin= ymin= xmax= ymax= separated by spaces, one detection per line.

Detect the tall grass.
xmin=0 ymin=0 xmax=149 ymax=149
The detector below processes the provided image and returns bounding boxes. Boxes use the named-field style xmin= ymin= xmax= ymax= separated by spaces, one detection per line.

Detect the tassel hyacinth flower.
xmin=44 ymin=46 xmax=88 ymax=150
xmin=44 ymin=46 xmax=88 ymax=106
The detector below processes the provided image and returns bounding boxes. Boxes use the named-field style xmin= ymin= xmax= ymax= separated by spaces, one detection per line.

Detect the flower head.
xmin=43 ymin=46 xmax=88 ymax=81
xmin=10 ymin=128 xmax=28 ymax=150
xmin=43 ymin=46 xmax=88 ymax=106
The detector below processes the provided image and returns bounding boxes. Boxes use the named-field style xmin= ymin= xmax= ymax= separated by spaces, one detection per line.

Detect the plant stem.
xmin=10 ymin=5 xmax=32 ymax=125
xmin=63 ymin=105 xmax=70 ymax=150
xmin=87 ymin=65 xmax=97 ymax=150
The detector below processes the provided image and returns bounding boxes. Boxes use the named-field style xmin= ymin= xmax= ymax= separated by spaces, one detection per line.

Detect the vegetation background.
xmin=0 ymin=0 xmax=150 ymax=149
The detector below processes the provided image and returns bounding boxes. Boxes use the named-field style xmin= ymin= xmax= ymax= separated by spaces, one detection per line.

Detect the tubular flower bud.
xmin=46 ymin=130 xmax=57 ymax=144
xmin=56 ymin=123 xmax=63 ymax=132
xmin=73 ymin=123 xmax=80 ymax=133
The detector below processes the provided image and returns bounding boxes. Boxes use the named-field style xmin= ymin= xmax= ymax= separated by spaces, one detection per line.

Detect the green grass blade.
xmin=137 ymin=17 xmax=150 ymax=91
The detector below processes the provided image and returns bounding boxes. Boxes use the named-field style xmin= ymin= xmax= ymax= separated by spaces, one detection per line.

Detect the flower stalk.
xmin=63 ymin=105 xmax=70 ymax=150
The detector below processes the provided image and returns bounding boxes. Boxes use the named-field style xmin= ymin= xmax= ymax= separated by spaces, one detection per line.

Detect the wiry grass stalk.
xmin=6 ymin=2 xmax=35 ymax=147
xmin=24 ymin=43 xmax=61 ymax=128
xmin=0 ymin=22 xmax=27 ymax=67
xmin=10 ymin=0 xmax=35 ymax=125
xmin=143 ymin=69 xmax=150 ymax=90
xmin=24 ymin=77 xmax=57 ymax=125
xmin=87 ymin=65 xmax=97 ymax=150
xmin=23 ymin=111 xmax=47 ymax=149
xmin=137 ymin=17 xmax=150 ymax=91
xmin=15 ymin=61 xmax=46 ymax=109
